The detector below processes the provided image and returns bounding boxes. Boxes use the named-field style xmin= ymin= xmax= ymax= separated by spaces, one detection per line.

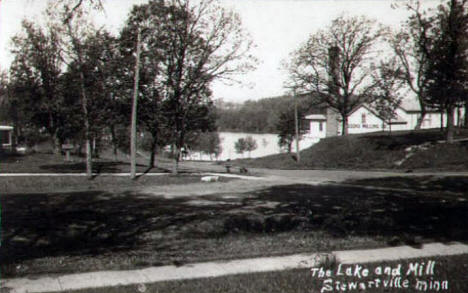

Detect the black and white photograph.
xmin=1 ymin=0 xmax=468 ymax=292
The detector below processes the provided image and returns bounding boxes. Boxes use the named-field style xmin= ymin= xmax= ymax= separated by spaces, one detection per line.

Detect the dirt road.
xmin=144 ymin=160 xmax=468 ymax=198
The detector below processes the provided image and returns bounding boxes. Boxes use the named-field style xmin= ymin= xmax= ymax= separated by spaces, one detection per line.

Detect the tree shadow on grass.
xmin=39 ymin=161 xmax=163 ymax=174
xmin=1 ymin=181 xmax=467 ymax=276
xmin=0 ymin=153 xmax=25 ymax=163
xmin=1 ymin=190 xmax=230 ymax=267
xmin=134 ymin=166 xmax=175 ymax=179
xmin=244 ymin=184 xmax=468 ymax=244
xmin=345 ymin=176 xmax=468 ymax=195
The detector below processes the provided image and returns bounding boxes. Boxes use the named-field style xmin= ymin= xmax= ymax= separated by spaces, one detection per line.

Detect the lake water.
xmin=186 ymin=132 xmax=319 ymax=161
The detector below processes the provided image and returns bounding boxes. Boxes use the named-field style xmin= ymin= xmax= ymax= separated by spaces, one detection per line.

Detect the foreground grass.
xmin=2 ymin=177 xmax=467 ymax=277
xmin=50 ymin=255 xmax=468 ymax=293
xmin=238 ymin=128 xmax=468 ymax=170
xmin=345 ymin=175 xmax=468 ymax=196
xmin=0 ymin=174 xmax=222 ymax=194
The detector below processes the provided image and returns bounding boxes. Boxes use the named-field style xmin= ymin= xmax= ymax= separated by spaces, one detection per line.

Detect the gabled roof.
xmin=388 ymin=115 xmax=408 ymax=124
xmin=399 ymin=98 xmax=421 ymax=112
xmin=398 ymin=97 xmax=441 ymax=113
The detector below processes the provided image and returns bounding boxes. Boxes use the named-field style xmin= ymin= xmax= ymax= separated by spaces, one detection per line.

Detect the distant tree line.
xmin=215 ymin=95 xmax=317 ymax=134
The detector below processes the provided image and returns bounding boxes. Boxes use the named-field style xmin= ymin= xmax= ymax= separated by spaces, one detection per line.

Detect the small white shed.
xmin=304 ymin=114 xmax=327 ymax=139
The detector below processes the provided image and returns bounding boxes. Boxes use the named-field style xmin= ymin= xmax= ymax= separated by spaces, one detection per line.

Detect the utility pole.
xmin=294 ymin=89 xmax=300 ymax=163
xmin=130 ymin=28 xmax=142 ymax=179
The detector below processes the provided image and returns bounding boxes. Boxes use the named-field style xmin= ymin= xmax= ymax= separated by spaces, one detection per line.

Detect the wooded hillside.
xmin=215 ymin=94 xmax=319 ymax=133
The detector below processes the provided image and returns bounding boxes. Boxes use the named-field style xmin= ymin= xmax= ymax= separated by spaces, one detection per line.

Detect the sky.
xmin=0 ymin=0 xmax=441 ymax=103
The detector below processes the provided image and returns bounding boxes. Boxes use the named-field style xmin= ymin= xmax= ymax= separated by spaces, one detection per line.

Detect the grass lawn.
xmin=0 ymin=152 xmax=162 ymax=174
xmin=0 ymin=174 xmax=219 ymax=194
xmin=237 ymin=128 xmax=468 ymax=171
xmin=2 ymin=176 xmax=467 ymax=278
xmin=48 ymin=255 xmax=468 ymax=293
xmin=345 ymin=175 xmax=468 ymax=195
xmin=0 ymin=151 xmax=223 ymax=193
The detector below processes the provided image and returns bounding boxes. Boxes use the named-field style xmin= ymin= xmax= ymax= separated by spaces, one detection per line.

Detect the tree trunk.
xmin=446 ymin=106 xmax=455 ymax=144
xmin=294 ymin=95 xmax=300 ymax=162
xmin=149 ymin=151 xmax=156 ymax=168
xmin=148 ymin=137 xmax=157 ymax=168
xmin=414 ymin=98 xmax=427 ymax=130
xmin=110 ymin=125 xmax=118 ymax=161
xmin=66 ymin=17 xmax=92 ymax=178
xmin=440 ymin=111 xmax=444 ymax=132
xmin=79 ymin=71 xmax=92 ymax=179
xmin=341 ymin=115 xmax=349 ymax=136
xmin=78 ymin=143 xmax=83 ymax=156
xmin=464 ymin=101 xmax=468 ymax=128
xmin=172 ymin=145 xmax=180 ymax=174
xmin=52 ymin=130 xmax=61 ymax=155
xmin=172 ymin=123 xmax=185 ymax=175
xmin=414 ymin=110 xmax=427 ymax=130
xmin=92 ymin=136 xmax=97 ymax=158
xmin=49 ymin=112 xmax=61 ymax=154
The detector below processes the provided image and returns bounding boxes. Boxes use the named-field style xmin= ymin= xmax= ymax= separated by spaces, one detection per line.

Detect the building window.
xmin=361 ymin=113 xmax=366 ymax=124
xmin=319 ymin=122 xmax=323 ymax=131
